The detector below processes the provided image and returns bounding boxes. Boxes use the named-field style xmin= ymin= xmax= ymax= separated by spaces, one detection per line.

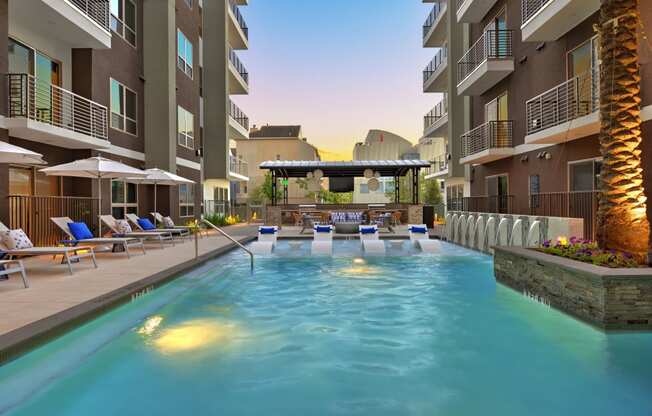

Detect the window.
xmin=110 ymin=0 xmax=136 ymax=47
xmin=177 ymin=30 xmax=193 ymax=78
xmin=184 ymin=0 xmax=192 ymax=8
xmin=111 ymin=180 xmax=138 ymax=219
xmin=110 ymin=79 xmax=137 ymax=135
xmin=529 ymin=174 xmax=541 ymax=209
xmin=179 ymin=183 xmax=195 ymax=217
xmin=486 ymin=174 xmax=509 ymax=213
xmin=359 ymin=183 xmax=369 ymax=194
xmin=177 ymin=106 xmax=194 ymax=149
xmin=569 ymin=159 xmax=602 ymax=192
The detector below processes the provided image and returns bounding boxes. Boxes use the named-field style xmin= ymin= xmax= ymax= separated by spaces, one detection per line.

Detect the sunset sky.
xmin=231 ymin=0 xmax=441 ymax=159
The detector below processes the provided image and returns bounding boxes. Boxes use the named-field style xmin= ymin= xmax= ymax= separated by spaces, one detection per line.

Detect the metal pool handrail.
xmin=202 ymin=219 xmax=254 ymax=271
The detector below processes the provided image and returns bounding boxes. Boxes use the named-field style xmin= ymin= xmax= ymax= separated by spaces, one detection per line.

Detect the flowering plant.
xmin=538 ymin=236 xmax=638 ymax=268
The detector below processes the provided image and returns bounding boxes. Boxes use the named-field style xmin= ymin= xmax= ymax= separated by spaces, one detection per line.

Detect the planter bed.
xmin=494 ymin=246 xmax=652 ymax=330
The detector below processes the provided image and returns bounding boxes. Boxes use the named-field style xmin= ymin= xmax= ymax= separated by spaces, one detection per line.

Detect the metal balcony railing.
xmin=448 ymin=195 xmax=515 ymax=214
xmin=525 ymin=68 xmax=599 ymax=135
xmin=229 ymin=99 xmax=249 ymax=131
xmin=70 ymin=0 xmax=110 ymax=31
xmin=425 ymin=155 xmax=448 ymax=175
xmin=229 ymin=0 xmax=249 ymax=39
xmin=229 ymin=155 xmax=249 ymax=177
xmin=521 ymin=0 xmax=552 ymax=26
xmin=458 ymin=30 xmax=513 ymax=83
xmin=423 ymin=1 xmax=446 ymax=38
xmin=229 ymin=47 xmax=249 ymax=84
xmin=423 ymin=47 xmax=447 ymax=85
xmin=461 ymin=120 xmax=513 ymax=158
xmin=6 ymin=73 xmax=108 ymax=140
xmin=424 ymin=95 xmax=448 ymax=131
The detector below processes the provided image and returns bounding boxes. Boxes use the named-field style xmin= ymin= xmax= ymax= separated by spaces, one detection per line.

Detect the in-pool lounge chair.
xmin=100 ymin=215 xmax=174 ymax=248
xmin=126 ymin=214 xmax=189 ymax=240
xmin=408 ymin=224 xmax=440 ymax=253
xmin=51 ymin=217 xmax=146 ymax=258
xmin=359 ymin=224 xmax=385 ymax=254
xmin=311 ymin=224 xmax=333 ymax=255
xmin=250 ymin=226 xmax=278 ymax=255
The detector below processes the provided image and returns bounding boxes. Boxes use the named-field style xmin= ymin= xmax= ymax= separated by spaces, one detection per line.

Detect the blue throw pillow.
xmin=137 ymin=218 xmax=156 ymax=230
xmin=360 ymin=227 xmax=376 ymax=235
xmin=315 ymin=225 xmax=331 ymax=233
xmin=259 ymin=227 xmax=276 ymax=235
xmin=410 ymin=226 xmax=427 ymax=234
xmin=68 ymin=222 xmax=93 ymax=240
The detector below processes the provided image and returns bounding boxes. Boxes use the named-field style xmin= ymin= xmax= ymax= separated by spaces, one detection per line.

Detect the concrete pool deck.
xmin=0 ymin=224 xmax=259 ymax=363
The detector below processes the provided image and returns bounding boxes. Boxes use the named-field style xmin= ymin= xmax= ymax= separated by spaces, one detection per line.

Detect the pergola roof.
xmin=259 ymin=160 xmax=430 ymax=178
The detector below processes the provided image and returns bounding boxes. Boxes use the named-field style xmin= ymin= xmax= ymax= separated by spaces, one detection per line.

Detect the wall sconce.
xmin=544 ymin=152 xmax=552 ymax=160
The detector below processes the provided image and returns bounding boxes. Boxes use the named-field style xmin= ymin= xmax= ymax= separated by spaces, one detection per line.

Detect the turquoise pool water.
xmin=1 ymin=240 xmax=652 ymax=415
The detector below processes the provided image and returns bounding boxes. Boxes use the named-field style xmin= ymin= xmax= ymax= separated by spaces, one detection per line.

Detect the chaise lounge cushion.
xmin=1 ymin=229 xmax=33 ymax=250
xmin=68 ymin=222 xmax=94 ymax=240
xmin=137 ymin=218 xmax=156 ymax=230
xmin=315 ymin=225 xmax=332 ymax=233
xmin=115 ymin=220 xmax=132 ymax=234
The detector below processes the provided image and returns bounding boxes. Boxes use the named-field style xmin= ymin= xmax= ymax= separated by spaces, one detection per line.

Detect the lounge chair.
xmin=311 ymin=224 xmax=333 ymax=255
xmin=250 ymin=226 xmax=278 ymax=255
xmin=151 ymin=212 xmax=192 ymax=232
xmin=0 ymin=259 xmax=28 ymax=288
xmin=0 ymin=222 xmax=97 ymax=275
xmin=126 ymin=214 xmax=189 ymax=240
xmin=359 ymin=224 xmax=385 ymax=254
xmin=100 ymin=215 xmax=174 ymax=248
xmin=408 ymin=224 xmax=440 ymax=253
xmin=51 ymin=217 xmax=146 ymax=258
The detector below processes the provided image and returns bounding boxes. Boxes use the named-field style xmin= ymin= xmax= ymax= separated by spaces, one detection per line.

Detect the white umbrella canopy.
xmin=40 ymin=156 xmax=147 ymax=235
xmin=0 ymin=141 xmax=46 ymax=165
xmin=126 ymin=168 xmax=195 ymax=222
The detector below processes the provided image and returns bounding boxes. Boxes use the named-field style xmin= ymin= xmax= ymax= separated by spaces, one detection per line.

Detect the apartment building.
xmin=451 ymin=0 xmax=652 ymax=238
xmin=421 ymin=0 xmax=470 ymax=207
xmin=352 ymin=130 xmax=417 ymax=203
xmin=235 ymin=125 xmax=322 ymax=204
xmin=0 ymin=0 xmax=250 ymax=235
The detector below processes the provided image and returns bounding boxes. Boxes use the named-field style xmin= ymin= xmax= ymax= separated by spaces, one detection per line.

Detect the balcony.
xmin=423 ymin=48 xmax=448 ymax=93
xmin=228 ymin=48 xmax=249 ymax=95
xmin=423 ymin=1 xmax=448 ymax=48
xmin=9 ymin=0 xmax=111 ymax=49
xmin=423 ymin=95 xmax=448 ymax=137
xmin=229 ymin=155 xmax=249 ymax=181
xmin=521 ymin=0 xmax=600 ymax=42
xmin=460 ymin=120 xmax=513 ymax=165
xmin=425 ymin=155 xmax=449 ymax=179
xmin=456 ymin=0 xmax=500 ymax=23
xmin=525 ymin=69 xmax=598 ymax=145
xmin=6 ymin=74 xmax=110 ymax=149
xmin=228 ymin=0 xmax=249 ymax=50
xmin=457 ymin=30 xmax=514 ymax=95
xmin=229 ymin=99 xmax=250 ymax=140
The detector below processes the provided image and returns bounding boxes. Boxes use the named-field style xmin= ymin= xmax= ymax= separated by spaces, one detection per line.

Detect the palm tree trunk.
xmin=596 ymin=0 xmax=650 ymax=262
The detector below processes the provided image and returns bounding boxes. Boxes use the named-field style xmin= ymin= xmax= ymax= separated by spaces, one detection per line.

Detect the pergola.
xmin=259 ymin=160 xmax=431 ymax=205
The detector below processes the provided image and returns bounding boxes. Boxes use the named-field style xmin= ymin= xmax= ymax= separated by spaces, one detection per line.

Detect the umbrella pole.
xmin=98 ymin=176 xmax=102 ymax=237
xmin=154 ymin=183 xmax=157 ymax=225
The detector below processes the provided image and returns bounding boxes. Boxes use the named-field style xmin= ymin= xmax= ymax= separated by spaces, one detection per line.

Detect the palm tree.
xmin=596 ymin=0 xmax=650 ymax=262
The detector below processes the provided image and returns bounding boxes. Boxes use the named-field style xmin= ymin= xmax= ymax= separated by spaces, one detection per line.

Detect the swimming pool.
xmin=2 ymin=240 xmax=652 ymax=415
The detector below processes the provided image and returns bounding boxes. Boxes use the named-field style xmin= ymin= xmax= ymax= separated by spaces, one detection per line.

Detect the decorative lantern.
xmin=363 ymin=168 xmax=374 ymax=179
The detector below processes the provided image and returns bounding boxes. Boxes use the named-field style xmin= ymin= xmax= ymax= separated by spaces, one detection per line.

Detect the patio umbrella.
xmin=125 ymin=168 xmax=195 ymax=223
xmin=0 ymin=141 xmax=46 ymax=165
xmin=40 ymin=156 xmax=147 ymax=235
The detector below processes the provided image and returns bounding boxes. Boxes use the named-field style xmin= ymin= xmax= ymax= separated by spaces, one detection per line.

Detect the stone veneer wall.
xmin=494 ymin=246 xmax=652 ymax=330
